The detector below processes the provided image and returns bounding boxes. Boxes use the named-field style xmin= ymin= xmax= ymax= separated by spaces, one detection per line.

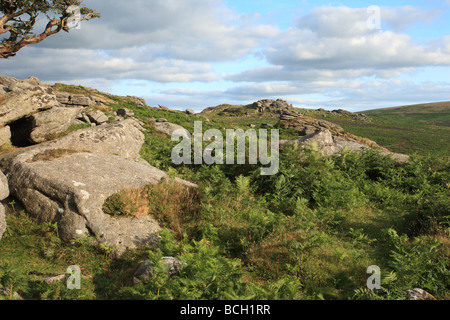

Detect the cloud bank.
xmin=1 ymin=1 xmax=449 ymax=111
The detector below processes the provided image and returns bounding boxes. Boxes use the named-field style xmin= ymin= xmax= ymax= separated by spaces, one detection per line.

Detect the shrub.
xmin=118 ymin=238 xmax=256 ymax=300
xmin=102 ymin=180 xmax=201 ymax=236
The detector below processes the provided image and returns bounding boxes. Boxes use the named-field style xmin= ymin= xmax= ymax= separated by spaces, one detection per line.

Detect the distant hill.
xmin=365 ymin=101 xmax=450 ymax=114
xmin=311 ymin=102 xmax=450 ymax=157
xmin=364 ymin=101 xmax=450 ymax=127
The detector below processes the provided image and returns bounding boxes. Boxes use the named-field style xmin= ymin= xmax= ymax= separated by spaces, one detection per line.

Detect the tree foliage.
xmin=0 ymin=0 xmax=99 ymax=58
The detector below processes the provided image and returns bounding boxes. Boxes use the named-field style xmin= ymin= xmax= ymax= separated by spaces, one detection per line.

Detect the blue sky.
xmin=1 ymin=0 xmax=450 ymax=112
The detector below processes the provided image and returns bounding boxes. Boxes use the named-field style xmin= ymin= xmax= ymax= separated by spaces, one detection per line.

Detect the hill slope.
xmin=306 ymin=102 xmax=450 ymax=158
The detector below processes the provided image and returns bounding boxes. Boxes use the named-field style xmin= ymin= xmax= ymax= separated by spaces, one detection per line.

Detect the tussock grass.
xmin=102 ymin=180 xmax=201 ymax=236
xmin=28 ymin=149 xmax=84 ymax=162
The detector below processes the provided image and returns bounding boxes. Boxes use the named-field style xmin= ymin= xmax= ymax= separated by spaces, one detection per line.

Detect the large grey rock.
xmin=281 ymin=129 xmax=357 ymax=156
xmin=0 ymin=126 xmax=11 ymax=147
xmin=6 ymin=151 xmax=196 ymax=257
xmin=0 ymin=86 xmax=60 ymax=127
xmin=318 ymin=120 xmax=344 ymax=132
xmin=85 ymin=110 xmax=109 ymax=125
xmin=133 ymin=257 xmax=183 ymax=284
xmin=41 ymin=119 xmax=145 ymax=160
xmin=2 ymin=117 xmax=197 ymax=256
xmin=29 ymin=106 xmax=84 ymax=144
xmin=153 ymin=122 xmax=190 ymax=138
xmin=55 ymin=92 xmax=70 ymax=104
xmin=67 ymin=94 xmax=92 ymax=106
xmin=0 ymin=119 xmax=146 ymax=170
xmin=280 ymin=129 xmax=410 ymax=162
xmin=0 ymin=75 xmax=19 ymax=90
xmin=297 ymin=129 xmax=339 ymax=156
xmin=55 ymin=93 xmax=93 ymax=107
xmin=0 ymin=75 xmax=48 ymax=93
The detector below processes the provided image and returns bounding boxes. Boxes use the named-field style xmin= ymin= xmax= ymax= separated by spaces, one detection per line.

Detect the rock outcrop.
xmin=29 ymin=106 xmax=84 ymax=143
xmin=250 ymin=99 xmax=293 ymax=113
xmin=41 ymin=119 xmax=146 ymax=159
xmin=1 ymin=118 xmax=197 ymax=257
xmin=0 ymin=85 xmax=60 ymax=127
xmin=84 ymin=109 xmax=109 ymax=125
xmin=278 ymin=112 xmax=409 ymax=162
xmin=55 ymin=92 xmax=93 ymax=107
xmin=153 ymin=121 xmax=190 ymax=138
xmin=280 ymin=128 xmax=409 ymax=162
xmin=0 ymin=75 xmax=94 ymax=147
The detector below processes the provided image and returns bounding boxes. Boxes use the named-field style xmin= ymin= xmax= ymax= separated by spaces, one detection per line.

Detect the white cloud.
xmin=37 ymin=0 xmax=279 ymax=62
xmin=0 ymin=47 xmax=219 ymax=83
xmin=264 ymin=6 xmax=450 ymax=70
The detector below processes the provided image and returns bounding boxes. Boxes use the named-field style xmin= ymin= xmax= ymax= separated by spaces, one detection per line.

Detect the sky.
xmin=1 ymin=0 xmax=450 ymax=112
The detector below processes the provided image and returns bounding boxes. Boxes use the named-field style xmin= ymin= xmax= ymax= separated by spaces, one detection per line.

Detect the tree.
xmin=0 ymin=0 xmax=100 ymax=58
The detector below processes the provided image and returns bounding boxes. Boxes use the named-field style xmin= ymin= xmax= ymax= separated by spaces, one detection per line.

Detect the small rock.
xmin=157 ymin=118 xmax=167 ymax=123
xmin=126 ymin=96 xmax=146 ymax=107
xmin=0 ymin=286 xmax=23 ymax=300
xmin=69 ymin=94 xmax=92 ymax=106
xmin=406 ymin=288 xmax=436 ymax=300
xmin=186 ymin=109 xmax=195 ymax=115
xmin=86 ymin=110 xmax=109 ymax=125
xmin=133 ymin=257 xmax=183 ymax=284
xmin=81 ymin=113 xmax=91 ymax=123
xmin=55 ymin=92 xmax=70 ymax=104
xmin=153 ymin=122 xmax=189 ymax=138
xmin=117 ymin=108 xmax=134 ymax=118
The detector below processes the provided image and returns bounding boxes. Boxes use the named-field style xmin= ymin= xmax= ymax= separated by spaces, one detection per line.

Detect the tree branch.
xmin=0 ymin=1 xmax=100 ymax=58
